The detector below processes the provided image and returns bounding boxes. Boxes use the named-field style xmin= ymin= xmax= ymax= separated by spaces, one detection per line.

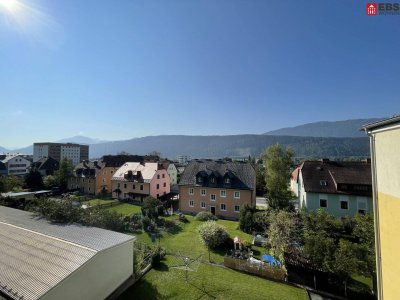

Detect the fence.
xmin=224 ymin=256 xmax=286 ymax=281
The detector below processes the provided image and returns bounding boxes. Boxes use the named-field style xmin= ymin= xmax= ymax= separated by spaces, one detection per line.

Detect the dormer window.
xmin=225 ymin=178 xmax=230 ymax=184
xmin=210 ymin=177 xmax=215 ymax=183
xmin=197 ymin=176 xmax=203 ymax=183
xmin=320 ymin=180 xmax=328 ymax=186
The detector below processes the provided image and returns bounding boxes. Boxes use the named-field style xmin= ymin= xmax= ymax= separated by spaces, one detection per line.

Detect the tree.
xmin=334 ymin=239 xmax=360 ymax=297
xmin=43 ymin=175 xmax=58 ymax=189
xmin=262 ymin=144 xmax=295 ymax=210
xmin=197 ymin=221 xmax=229 ymax=261
xmin=25 ymin=170 xmax=44 ymax=190
xmin=54 ymin=157 xmax=73 ymax=191
xmin=142 ymin=196 xmax=164 ymax=220
xmin=266 ymin=210 xmax=298 ymax=265
xmin=239 ymin=204 xmax=256 ymax=233
xmin=0 ymin=175 xmax=24 ymax=192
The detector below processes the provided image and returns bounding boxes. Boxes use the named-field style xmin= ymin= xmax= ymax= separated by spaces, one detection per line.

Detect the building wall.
xmin=61 ymin=145 xmax=81 ymax=166
xmin=95 ymin=166 xmax=119 ymax=195
xmin=41 ymin=241 xmax=134 ymax=300
xmin=33 ymin=143 xmax=88 ymax=165
xmin=68 ymin=177 xmax=96 ymax=195
xmin=111 ymin=180 xmax=150 ymax=201
xmin=6 ymin=156 xmax=31 ymax=176
xmin=149 ymin=169 xmax=170 ymax=198
xmin=372 ymin=128 xmax=400 ymax=300
xmin=302 ymin=192 xmax=372 ymax=217
xmin=179 ymin=186 xmax=254 ymax=220
xmin=167 ymin=164 xmax=178 ymax=185
xmin=33 ymin=144 xmax=48 ymax=162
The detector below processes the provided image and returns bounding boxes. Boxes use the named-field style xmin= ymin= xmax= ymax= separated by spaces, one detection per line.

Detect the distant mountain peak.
xmin=264 ymin=118 xmax=383 ymax=138
xmin=56 ymin=135 xmax=107 ymax=145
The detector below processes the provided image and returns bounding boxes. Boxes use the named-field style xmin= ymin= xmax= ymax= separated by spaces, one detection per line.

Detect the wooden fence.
xmin=224 ymin=256 xmax=286 ymax=281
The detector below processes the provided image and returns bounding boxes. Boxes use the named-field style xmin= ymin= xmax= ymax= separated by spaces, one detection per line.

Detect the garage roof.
xmin=0 ymin=206 xmax=135 ymax=300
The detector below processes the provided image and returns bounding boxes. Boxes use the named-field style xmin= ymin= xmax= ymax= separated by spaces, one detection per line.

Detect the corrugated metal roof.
xmin=0 ymin=206 xmax=134 ymax=251
xmin=0 ymin=222 xmax=96 ymax=300
xmin=0 ymin=206 xmax=135 ymax=300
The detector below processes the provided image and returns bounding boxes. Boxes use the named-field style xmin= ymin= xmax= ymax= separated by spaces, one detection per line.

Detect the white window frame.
xmin=340 ymin=196 xmax=349 ymax=210
xmin=234 ymin=205 xmax=240 ymax=212
xmin=201 ymin=189 xmax=206 ymax=196
xmin=220 ymin=203 xmax=226 ymax=211
xmin=189 ymin=200 xmax=194 ymax=207
xmin=234 ymin=191 xmax=240 ymax=199
xmin=220 ymin=190 xmax=226 ymax=198
xmin=189 ymin=188 xmax=194 ymax=195
xmin=319 ymin=199 xmax=328 ymax=208
xmin=201 ymin=201 xmax=206 ymax=209
xmin=210 ymin=194 xmax=216 ymax=201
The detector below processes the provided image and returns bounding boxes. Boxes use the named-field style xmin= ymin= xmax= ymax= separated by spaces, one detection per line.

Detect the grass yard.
xmin=120 ymin=256 xmax=308 ymax=300
xmin=105 ymin=203 xmax=142 ymax=215
xmin=83 ymin=199 xmax=118 ymax=207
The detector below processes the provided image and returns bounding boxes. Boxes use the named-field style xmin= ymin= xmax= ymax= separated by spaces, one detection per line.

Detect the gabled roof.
xmin=0 ymin=206 xmax=134 ymax=300
xmin=73 ymin=160 xmax=105 ymax=178
xmin=362 ymin=115 xmax=400 ymax=132
xmin=300 ymin=160 xmax=372 ymax=195
xmin=179 ymin=160 xmax=255 ymax=190
xmin=291 ymin=166 xmax=301 ymax=182
xmin=31 ymin=157 xmax=59 ymax=171
xmin=101 ymin=155 xmax=159 ymax=168
xmin=112 ymin=162 xmax=159 ymax=182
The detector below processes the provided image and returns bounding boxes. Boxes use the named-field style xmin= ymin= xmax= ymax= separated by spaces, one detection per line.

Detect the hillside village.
xmin=1 ymin=116 xmax=399 ymax=300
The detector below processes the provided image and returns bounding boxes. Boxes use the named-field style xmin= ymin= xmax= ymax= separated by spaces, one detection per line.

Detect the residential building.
xmin=296 ymin=159 xmax=373 ymax=218
xmin=0 ymin=161 xmax=6 ymax=176
xmin=160 ymin=160 xmax=178 ymax=185
xmin=363 ymin=116 xmax=400 ymax=300
xmin=0 ymin=154 xmax=31 ymax=176
xmin=290 ymin=166 xmax=301 ymax=197
xmin=111 ymin=162 xmax=170 ymax=202
xmin=30 ymin=157 xmax=60 ymax=176
xmin=68 ymin=160 xmax=104 ymax=195
xmin=0 ymin=206 xmax=135 ymax=300
xmin=177 ymin=155 xmax=191 ymax=165
xmin=179 ymin=160 xmax=256 ymax=220
xmin=33 ymin=142 xmax=89 ymax=166
xmin=68 ymin=155 xmax=160 ymax=196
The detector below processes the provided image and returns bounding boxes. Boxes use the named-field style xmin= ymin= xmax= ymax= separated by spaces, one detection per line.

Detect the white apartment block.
xmin=0 ymin=155 xmax=31 ymax=176
xmin=33 ymin=143 xmax=89 ymax=166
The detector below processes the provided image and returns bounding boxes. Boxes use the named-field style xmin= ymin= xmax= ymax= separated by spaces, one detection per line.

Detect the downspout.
xmin=369 ymin=131 xmax=383 ymax=300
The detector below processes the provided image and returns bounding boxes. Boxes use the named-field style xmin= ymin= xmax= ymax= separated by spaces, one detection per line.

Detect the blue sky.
xmin=1 ymin=0 xmax=399 ymax=148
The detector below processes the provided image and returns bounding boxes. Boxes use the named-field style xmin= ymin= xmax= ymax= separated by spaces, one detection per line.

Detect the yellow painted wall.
xmin=373 ymin=128 xmax=400 ymax=299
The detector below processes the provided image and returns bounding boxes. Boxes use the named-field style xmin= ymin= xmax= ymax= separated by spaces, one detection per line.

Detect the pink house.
xmin=111 ymin=162 xmax=170 ymax=202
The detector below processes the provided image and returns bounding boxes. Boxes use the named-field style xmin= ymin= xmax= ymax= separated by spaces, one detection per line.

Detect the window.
xmin=163 ymin=182 xmax=166 ymax=187
xmin=357 ymin=197 xmax=367 ymax=214
xmin=220 ymin=204 xmax=226 ymax=211
xmin=157 ymin=174 xmax=160 ymax=179
xmin=162 ymin=174 xmax=165 ymax=178
xmin=340 ymin=200 xmax=348 ymax=210
xmin=319 ymin=180 xmax=328 ymax=186
xmin=201 ymin=189 xmax=206 ymax=196
xmin=189 ymin=200 xmax=194 ymax=207
xmin=320 ymin=199 xmax=327 ymax=208
xmin=132 ymin=184 xmax=135 ymax=189
xmin=102 ymin=178 xmax=105 ymax=183
xmin=234 ymin=205 xmax=240 ymax=212
xmin=201 ymin=202 xmax=206 ymax=209
xmin=157 ymin=184 xmax=160 ymax=189
xmin=220 ymin=190 xmax=226 ymax=197
xmin=210 ymin=177 xmax=215 ymax=183
xmin=140 ymin=185 xmax=143 ymax=191
xmin=117 ymin=183 xmax=120 ymax=188
xmin=234 ymin=191 xmax=240 ymax=199
xmin=189 ymin=188 xmax=194 ymax=195
xmin=124 ymin=183 xmax=127 ymax=189
xmin=225 ymin=178 xmax=230 ymax=184
xmin=210 ymin=194 xmax=216 ymax=201
xmin=197 ymin=176 xmax=203 ymax=183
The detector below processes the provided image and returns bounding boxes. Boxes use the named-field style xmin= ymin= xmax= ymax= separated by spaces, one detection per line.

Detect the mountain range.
xmin=0 ymin=118 xmax=379 ymax=159
xmin=264 ymin=118 xmax=380 ymax=137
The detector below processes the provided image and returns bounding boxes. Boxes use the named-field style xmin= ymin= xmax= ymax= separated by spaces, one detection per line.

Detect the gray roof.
xmin=0 ymin=206 xmax=134 ymax=251
xmin=362 ymin=115 xmax=400 ymax=131
xmin=179 ymin=160 xmax=255 ymax=190
xmin=0 ymin=206 xmax=134 ymax=300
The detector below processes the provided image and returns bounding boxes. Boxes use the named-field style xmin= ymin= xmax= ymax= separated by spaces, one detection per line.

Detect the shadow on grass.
xmin=187 ymin=280 xmax=229 ymax=300
xmin=118 ymin=278 xmax=165 ymax=300
xmin=154 ymin=260 xmax=169 ymax=272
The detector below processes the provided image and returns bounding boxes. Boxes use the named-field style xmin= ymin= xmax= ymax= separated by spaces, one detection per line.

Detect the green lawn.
xmin=83 ymin=199 xmax=118 ymax=207
xmin=120 ymin=256 xmax=307 ymax=300
xmin=105 ymin=203 xmax=142 ymax=215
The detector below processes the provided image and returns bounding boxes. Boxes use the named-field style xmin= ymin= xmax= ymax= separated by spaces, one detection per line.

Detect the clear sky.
xmin=1 ymin=0 xmax=399 ymax=148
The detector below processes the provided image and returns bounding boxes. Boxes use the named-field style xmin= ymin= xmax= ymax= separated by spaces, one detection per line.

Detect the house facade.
xmin=296 ymin=159 xmax=373 ymax=218
xmin=0 ymin=154 xmax=31 ymax=176
xmin=160 ymin=160 xmax=178 ymax=185
xmin=363 ymin=116 xmax=400 ymax=300
xmin=31 ymin=157 xmax=59 ymax=176
xmin=68 ymin=160 xmax=104 ymax=195
xmin=111 ymin=162 xmax=170 ymax=202
xmin=179 ymin=160 xmax=256 ymax=220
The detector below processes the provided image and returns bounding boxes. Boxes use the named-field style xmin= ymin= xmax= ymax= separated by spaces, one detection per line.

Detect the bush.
xmin=195 ymin=211 xmax=218 ymax=221
xmin=178 ymin=213 xmax=188 ymax=223
xmin=197 ymin=221 xmax=229 ymax=249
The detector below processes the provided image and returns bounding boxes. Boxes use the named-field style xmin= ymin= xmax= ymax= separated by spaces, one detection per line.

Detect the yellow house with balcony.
xmin=363 ymin=115 xmax=400 ymax=300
